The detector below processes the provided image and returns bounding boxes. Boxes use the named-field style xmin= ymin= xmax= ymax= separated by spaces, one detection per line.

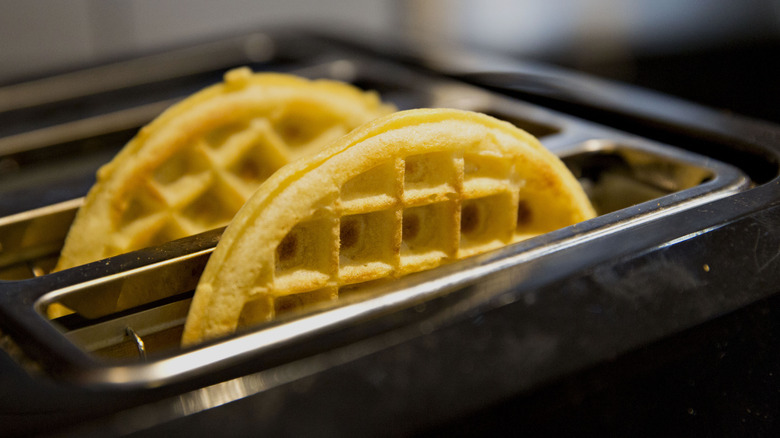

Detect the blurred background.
xmin=1 ymin=0 xmax=779 ymax=122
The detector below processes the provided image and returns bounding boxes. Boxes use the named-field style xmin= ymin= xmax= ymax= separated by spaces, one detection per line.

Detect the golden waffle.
xmin=50 ymin=67 xmax=393 ymax=317
xmin=181 ymin=108 xmax=596 ymax=345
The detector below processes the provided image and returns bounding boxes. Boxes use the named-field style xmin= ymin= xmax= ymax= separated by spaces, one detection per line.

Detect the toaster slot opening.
xmin=561 ymin=141 xmax=715 ymax=215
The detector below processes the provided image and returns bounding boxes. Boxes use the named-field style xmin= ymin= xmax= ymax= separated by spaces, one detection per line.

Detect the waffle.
xmin=50 ymin=67 xmax=393 ymax=317
xmin=181 ymin=108 xmax=596 ymax=345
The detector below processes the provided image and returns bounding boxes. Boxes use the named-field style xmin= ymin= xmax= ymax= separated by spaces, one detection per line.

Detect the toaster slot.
xmin=562 ymin=140 xmax=716 ymax=215
xmin=34 ymin=139 xmax=746 ymax=365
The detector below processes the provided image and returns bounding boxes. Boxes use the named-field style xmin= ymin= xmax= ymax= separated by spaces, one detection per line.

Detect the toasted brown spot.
xmin=405 ymin=159 xmax=421 ymax=182
xmin=237 ymin=159 xmax=261 ymax=181
xmin=460 ymin=203 xmax=480 ymax=234
xmin=517 ymin=200 xmax=533 ymax=227
xmin=281 ymin=124 xmax=302 ymax=143
xmin=277 ymin=232 xmax=298 ymax=263
xmin=274 ymin=294 xmax=302 ymax=315
xmin=402 ymin=212 xmax=420 ymax=241
xmin=340 ymin=218 xmax=360 ymax=250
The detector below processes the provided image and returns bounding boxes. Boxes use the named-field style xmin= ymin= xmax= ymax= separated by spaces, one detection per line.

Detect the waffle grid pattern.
xmin=238 ymin=149 xmax=544 ymax=324
xmin=108 ymin=104 xmax=355 ymax=258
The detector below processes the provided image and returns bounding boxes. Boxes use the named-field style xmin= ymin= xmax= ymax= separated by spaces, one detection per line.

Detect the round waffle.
xmin=56 ymin=68 xmax=393 ymax=271
xmin=50 ymin=67 xmax=393 ymax=318
xmin=181 ymin=108 xmax=596 ymax=345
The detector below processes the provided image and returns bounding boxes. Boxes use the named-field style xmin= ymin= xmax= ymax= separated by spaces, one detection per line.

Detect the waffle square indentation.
xmin=403 ymin=152 xmax=459 ymax=203
xmin=271 ymin=101 xmax=347 ymax=151
xmin=400 ymin=201 xmax=457 ymax=274
xmin=459 ymin=193 xmax=515 ymax=257
xmin=338 ymin=209 xmax=399 ymax=284
xmin=202 ymin=121 xmax=251 ymax=150
xmin=121 ymin=214 xmax=187 ymax=252
xmin=340 ymin=161 xmax=400 ymax=213
xmin=513 ymin=187 xmax=575 ymax=241
xmin=153 ymin=145 xmax=212 ymax=186
xmin=274 ymin=218 xmax=338 ymax=292
xmin=462 ymin=152 xmax=512 ymax=197
xmin=225 ymin=133 xmax=288 ymax=185
xmin=179 ymin=178 xmax=245 ymax=230
xmin=119 ymin=189 xmax=167 ymax=226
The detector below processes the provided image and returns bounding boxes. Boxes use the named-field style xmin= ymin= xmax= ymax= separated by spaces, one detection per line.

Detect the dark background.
xmin=550 ymin=37 xmax=780 ymax=124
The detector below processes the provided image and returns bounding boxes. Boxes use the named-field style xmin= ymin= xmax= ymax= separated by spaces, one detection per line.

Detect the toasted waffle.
xmin=50 ymin=67 xmax=393 ymax=317
xmin=181 ymin=108 xmax=596 ymax=345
